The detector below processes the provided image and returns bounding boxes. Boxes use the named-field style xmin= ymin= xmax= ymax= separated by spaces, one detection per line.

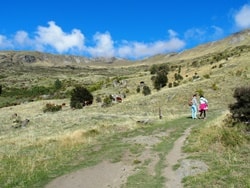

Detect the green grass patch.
xmin=125 ymin=170 xmax=165 ymax=188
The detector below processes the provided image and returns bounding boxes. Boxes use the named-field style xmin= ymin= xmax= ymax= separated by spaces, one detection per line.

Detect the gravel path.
xmin=45 ymin=125 xmax=208 ymax=188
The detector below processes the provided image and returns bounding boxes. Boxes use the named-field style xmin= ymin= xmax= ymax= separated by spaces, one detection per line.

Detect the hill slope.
xmin=0 ymin=29 xmax=249 ymax=118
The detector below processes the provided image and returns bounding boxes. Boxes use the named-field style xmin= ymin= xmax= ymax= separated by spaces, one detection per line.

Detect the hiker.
xmin=190 ymin=94 xmax=198 ymax=119
xmin=199 ymin=95 xmax=208 ymax=119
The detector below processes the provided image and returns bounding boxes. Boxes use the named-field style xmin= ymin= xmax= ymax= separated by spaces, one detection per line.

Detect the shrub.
xmin=203 ymin=74 xmax=210 ymax=79
xmin=219 ymin=64 xmax=223 ymax=68
xmin=235 ymin=70 xmax=243 ymax=77
xmin=173 ymin=81 xmax=179 ymax=87
xmin=102 ymin=95 xmax=112 ymax=107
xmin=211 ymin=82 xmax=219 ymax=90
xmin=142 ymin=85 xmax=151 ymax=96
xmin=136 ymin=86 xmax=141 ymax=93
xmin=178 ymin=65 xmax=181 ymax=74
xmin=158 ymin=64 xmax=170 ymax=74
xmin=70 ymin=86 xmax=93 ymax=109
xmin=191 ymin=61 xmax=199 ymax=67
xmin=96 ymin=96 xmax=102 ymax=103
xmin=174 ymin=73 xmax=183 ymax=81
xmin=30 ymin=86 xmax=50 ymax=96
xmin=88 ymin=81 xmax=104 ymax=92
xmin=193 ymin=72 xmax=200 ymax=80
xmin=43 ymin=103 xmax=62 ymax=112
xmin=54 ymin=79 xmax=63 ymax=90
xmin=149 ymin=64 xmax=158 ymax=74
xmin=196 ymin=89 xmax=204 ymax=96
xmin=229 ymin=86 xmax=250 ymax=123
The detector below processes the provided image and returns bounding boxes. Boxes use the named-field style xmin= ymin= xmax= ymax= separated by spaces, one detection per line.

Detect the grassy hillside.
xmin=0 ymin=29 xmax=249 ymax=187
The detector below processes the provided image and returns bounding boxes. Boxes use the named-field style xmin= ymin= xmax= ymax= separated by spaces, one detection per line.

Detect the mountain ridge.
xmin=0 ymin=28 xmax=250 ymax=67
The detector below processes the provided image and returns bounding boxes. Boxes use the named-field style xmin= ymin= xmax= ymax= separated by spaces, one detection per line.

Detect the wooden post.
xmin=159 ymin=107 xmax=162 ymax=119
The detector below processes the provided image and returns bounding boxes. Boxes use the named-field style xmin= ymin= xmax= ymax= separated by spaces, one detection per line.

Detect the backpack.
xmin=188 ymin=99 xmax=193 ymax=106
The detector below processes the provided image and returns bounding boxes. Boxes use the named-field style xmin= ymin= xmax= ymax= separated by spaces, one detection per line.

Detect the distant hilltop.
xmin=0 ymin=50 xmax=131 ymax=67
xmin=0 ymin=28 xmax=250 ymax=67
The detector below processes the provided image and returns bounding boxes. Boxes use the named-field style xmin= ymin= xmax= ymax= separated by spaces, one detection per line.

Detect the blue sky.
xmin=0 ymin=0 xmax=250 ymax=60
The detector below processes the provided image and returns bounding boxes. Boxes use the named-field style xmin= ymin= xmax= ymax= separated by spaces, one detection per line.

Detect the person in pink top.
xmin=199 ymin=95 xmax=208 ymax=119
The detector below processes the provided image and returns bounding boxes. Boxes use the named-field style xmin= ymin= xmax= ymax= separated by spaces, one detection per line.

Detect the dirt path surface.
xmin=45 ymin=161 xmax=134 ymax=188
xmin=163 ymin=127 xmax=191 ymax=188
xmin=45 ymin=125 xmax=208 ymax=188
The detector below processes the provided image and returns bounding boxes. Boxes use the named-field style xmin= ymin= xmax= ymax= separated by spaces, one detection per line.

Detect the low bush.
xmin=142 ymin=85 xmax=151 ymax=96
xmin=43 ymin=103 xmax=62 ymax=112
xmin=70 ymin=86 xmax=93 ymax=109
xmin=229 ymin=86 xmax=250 ymax=123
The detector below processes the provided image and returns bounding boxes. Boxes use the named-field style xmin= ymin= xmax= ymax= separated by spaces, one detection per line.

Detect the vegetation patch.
xmin=183 ymin=113 xmax=250 ymax=187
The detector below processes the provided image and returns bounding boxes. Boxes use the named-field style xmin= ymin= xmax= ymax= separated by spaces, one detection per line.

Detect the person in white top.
xmin=199 ymin=95 xmax=208 ymax=119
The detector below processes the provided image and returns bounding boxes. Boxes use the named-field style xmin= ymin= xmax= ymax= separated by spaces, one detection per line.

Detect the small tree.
xmin=0 ymin=85 xmax=2 ymax=95
xmin=153 ymin=72 xmax=168 ymax=90
xmin=54 ymin=79 xmax=62 ymax=90
xmin=70 ymin=86 xmax=93 ymax=109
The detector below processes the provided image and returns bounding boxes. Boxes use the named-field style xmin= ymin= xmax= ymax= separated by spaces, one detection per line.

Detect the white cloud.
xmin=35 ymin=21 xmax=85 ymax=53
xmin=210 ymin=26 xmax=224 ymax=39
xmin=0 ymin=35 xmax=12 ymax=48
xmin=117 ymin=43 xmax=133 ymax=58
xmin=117 ymin=31 xmax=185 ymax=59
xmin=0 ymin=21 xmax=186 ymax=60
xmin=168 ymin=29 xmax=178 ymax=38
xmin=234 ymin=4 xmax=250 ymax=29
xmin=86 ymin=30 xmax=185 ymax=59
xmin=87 ymin=32 xmax=115 ymax=57
xmin=14 ymin=31 xmax=33 ymax=47
xmin=212 ymin=25 xmax=224 ymax=38
xmin=184 ymin=26 xmax=224 ymax=44
xmin=184 ymin=28 xmax=206 ymax=41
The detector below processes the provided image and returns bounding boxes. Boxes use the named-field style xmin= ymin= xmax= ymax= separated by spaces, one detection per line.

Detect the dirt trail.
xmin=45 ymin=125 xmax=208 ymax=188
xmin=163 ymin=127 xmax=191 ymax=188
xmin=45 ymin=161 xmax=134 ymax=188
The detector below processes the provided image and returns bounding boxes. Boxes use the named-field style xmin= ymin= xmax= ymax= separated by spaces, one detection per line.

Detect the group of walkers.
xmin=190 ymin=94 xmax=208 ymax=119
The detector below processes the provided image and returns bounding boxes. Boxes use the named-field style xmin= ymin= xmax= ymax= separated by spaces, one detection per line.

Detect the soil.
xmin=45 ymin=126 xmax=208 ymax=188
